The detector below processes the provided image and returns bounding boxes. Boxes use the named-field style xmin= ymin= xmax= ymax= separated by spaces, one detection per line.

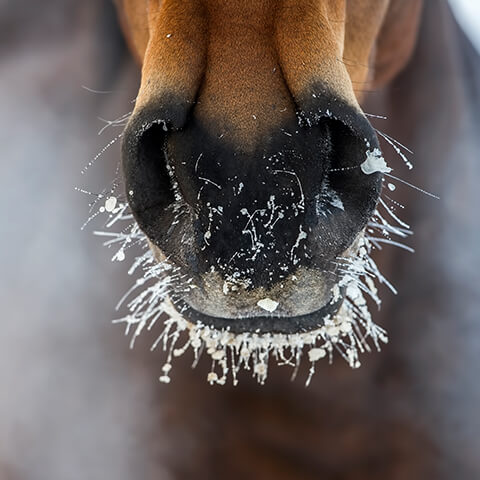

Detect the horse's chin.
xmin=148 ymin=235 xmax=365 ymax=336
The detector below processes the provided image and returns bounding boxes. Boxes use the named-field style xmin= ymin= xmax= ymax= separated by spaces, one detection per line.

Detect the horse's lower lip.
xmin=170 ymin=291 xmax=345 ymax=335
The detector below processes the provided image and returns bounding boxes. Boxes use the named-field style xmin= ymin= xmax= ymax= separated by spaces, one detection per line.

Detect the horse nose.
xmin=122 ymin=94 xmax=382 ymax=289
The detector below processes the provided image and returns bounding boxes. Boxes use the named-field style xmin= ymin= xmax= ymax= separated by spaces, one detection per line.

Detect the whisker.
xmin=81 ymin=132 xmax=123 ymax=175
xmin=375 ymin=129 xmax=414 ymax=169
xmin=365 ymin=112 xmax=388 ymax=120
xmin=377 ymin=129 xmax=413 ymax=155
xmin=384 ymin=173 xmax=440 ymax=199
xmin=97 ymin=111 xmax=132 ymax=135
xmin=81 ymin=85 xmax=115 ymax=95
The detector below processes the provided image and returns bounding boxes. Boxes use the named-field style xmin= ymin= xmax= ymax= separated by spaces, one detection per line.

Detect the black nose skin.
xmin=122 ymin=95 xmax=193 ymax=244
xmin=296 ymin=82 xmax=376 ymax=143
xmin=122 ymin=94 xmax=382 ymax=289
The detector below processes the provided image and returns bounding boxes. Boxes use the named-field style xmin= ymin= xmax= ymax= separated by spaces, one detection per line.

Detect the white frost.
xmin=329 ymin=193 xmax=344 ymax=211
xmin=361 ymin=149 xmax=392 ymax=175
xmin=105 ymin=196 xmax=117 ymax=212
xmin=308 ymin=348 xmax=327 ymax=362
xmin=257 ymin=297 xmax=279 ymax=313
xmin=89 ymin=186 xmax=414 ymax=386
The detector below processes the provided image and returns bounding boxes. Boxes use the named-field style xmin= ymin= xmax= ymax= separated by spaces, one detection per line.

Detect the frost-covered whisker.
xmin=87 ymin=192 xmax=401 ymax=385
xmin=81 ymin=132 xmax=124 ymax=175
xmin=97 ymin=111 xmax=133 ymax=136
xmin=364 ymin=112 xmax=388 ymax=120
xmin=368 ymin=129 xmax=439 ymax=200
xmin=384 ymin=173 xmax=440 ymax=199
xmin=81 ymin=123 xmax=427 ymax=386
xmin=77 ymin=181 xmax=122 ymax=230
xmin=376 ymin=128 xmax=414 ymax=154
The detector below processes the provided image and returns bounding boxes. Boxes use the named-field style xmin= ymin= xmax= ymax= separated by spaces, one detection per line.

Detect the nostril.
xmin=122 ymin=121 xmax=176 ymax=242
xmin=121 ymin=97 xmax=382 ymax=289
xmin=297 ymin=112 xmax=382 ymax=260
xmin=326 ymin=117 xmax=381 ymax=213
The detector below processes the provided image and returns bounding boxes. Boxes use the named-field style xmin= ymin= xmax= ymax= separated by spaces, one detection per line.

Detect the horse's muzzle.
xmin=121 ymin=92 xmax=382 ymax=331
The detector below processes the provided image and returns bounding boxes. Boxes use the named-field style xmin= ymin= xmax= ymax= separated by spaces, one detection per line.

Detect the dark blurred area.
xmin=1 ymin=1 xmax=480 ymax=479
xmin=0 ymin=2 xmax=168 ymax=479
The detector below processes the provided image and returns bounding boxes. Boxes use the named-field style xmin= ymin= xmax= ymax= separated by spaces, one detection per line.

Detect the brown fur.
xmin=115 ymin=0 xmax=422 ymax=146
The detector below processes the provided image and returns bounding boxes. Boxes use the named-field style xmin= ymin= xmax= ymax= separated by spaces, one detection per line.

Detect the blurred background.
xmin=450 ymin=0 xmax=480 ymax=50
xmin=0 ymin=1 xmax=479 ymax=479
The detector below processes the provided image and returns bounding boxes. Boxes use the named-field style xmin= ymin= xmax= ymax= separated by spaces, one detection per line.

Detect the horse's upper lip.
xmin=170 ymin=290 xmax=345 ymax=335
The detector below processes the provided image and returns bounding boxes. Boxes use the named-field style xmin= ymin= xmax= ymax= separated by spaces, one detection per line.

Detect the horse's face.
xmin=115 ymin=0 xmax=422 ymax=333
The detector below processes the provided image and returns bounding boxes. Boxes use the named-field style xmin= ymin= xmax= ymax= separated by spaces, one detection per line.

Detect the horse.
xmin=0 ymin=0 xmax=479 ymax=478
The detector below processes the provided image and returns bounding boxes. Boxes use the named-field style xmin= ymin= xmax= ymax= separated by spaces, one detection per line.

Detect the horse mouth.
xmin=92 ymin=198 xmax=395 ymax=386
xmin=170 ymin=289 xmax=345 ymax=335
